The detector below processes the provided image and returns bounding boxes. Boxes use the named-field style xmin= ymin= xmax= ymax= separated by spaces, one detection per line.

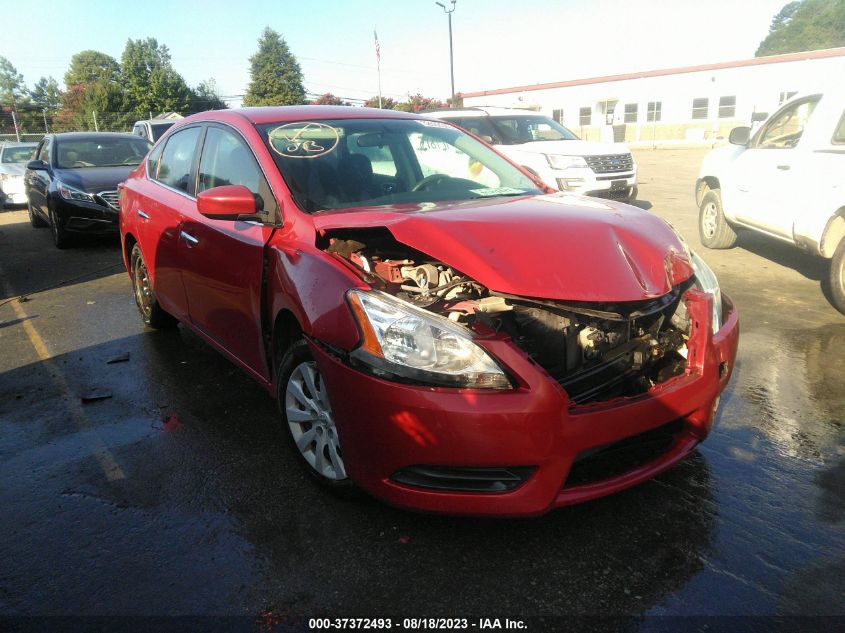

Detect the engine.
xmin=322 ymin=229 xmax=692 ymax=404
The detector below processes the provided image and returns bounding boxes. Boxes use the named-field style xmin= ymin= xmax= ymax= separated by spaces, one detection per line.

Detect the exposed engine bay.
xmin=321 ymin=228 xmax=693 ymax=404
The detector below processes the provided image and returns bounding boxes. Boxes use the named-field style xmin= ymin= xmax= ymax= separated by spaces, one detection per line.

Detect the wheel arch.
xmin=123 ymin=232 xmax=137 ymax=274
xmin=695 ymin=176 xmax=720 ymax=207
xmin=271 ymin=308 xmax=304 ymax=377
xmin=820 ymin=208 xmax=845 ymax=258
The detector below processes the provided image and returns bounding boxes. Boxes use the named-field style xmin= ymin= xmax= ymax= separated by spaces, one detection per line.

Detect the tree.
xmin=191 ymin=79 xmax=227 ymax=111
xmin=64 ymin=50 xmax=121 ymax=86
xmin=364 ymin=96 xmax=397 ymax=109
xmin=395 ymin=94 xmax=445 ymax=113
xmin=30 ymin=77 xmax=62 ymax=112
xmin=310 ymin=92 xmax=350 ymax=105
xmin=121 ymin=38 xmax=193 ymax=115
xmin=243 ymin=27 xmax=306 ymax=106
xmin=0 ymin=56 xmax=27 ymax=104
xmin=756 ymin=0 xmax=845 ymax=56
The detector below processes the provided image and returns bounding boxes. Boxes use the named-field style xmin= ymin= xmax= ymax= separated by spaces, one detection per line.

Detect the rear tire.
xmin=130 ymin=243 xmax=177 ymax=329
xmin=698 ymin=190 xmax=737 ymax=249
xmin=276 ymin=339 xmax=356 ymax=495
xmin=828 ymin=238 xmax=845 ymax=316
xmin=28 ymin=200 xmax=47 ymax=227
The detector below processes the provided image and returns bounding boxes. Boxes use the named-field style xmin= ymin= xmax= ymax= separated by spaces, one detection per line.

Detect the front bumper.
xmin=311 ymin=291 xmax=739 ymax=517
xmin=545 ymin=166 xmax=638 ymax=200
xmin=1 ymin=177 xmax=27 ymax=206
xmin=51 ymin=194 xmax=119 ymax=234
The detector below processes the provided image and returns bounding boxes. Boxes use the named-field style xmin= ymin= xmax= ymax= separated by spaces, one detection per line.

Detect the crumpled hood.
xmin=52 ymin=166 xmax=135 ymax=193
xmin=500 ymin=139 xmax=631 ymax=157
xmin=314 ymin=193 xmax=693 ymax=303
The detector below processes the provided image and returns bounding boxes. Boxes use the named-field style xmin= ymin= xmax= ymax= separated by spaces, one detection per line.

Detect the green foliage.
xmin=394 ymin=94 xmax=446 ymax=113
xmin=756 ymin=0 xmax=845 ymax=56
xmin=364 ymin=96 xmax=397 ymax=109
xmin=64 ymin=50 xmax=121 ymax=86
xmin=193 ymin=79 xmax=227 ymax=111
xmin=243 ymin=27 xmax=306 ymax=106
xmin=30 ymin=77 xmax=62 ymax=112
xmin=121 ymin=38 xmax=193 ymax=116
xmin=0 ymin=56 xmax=27 ymax=103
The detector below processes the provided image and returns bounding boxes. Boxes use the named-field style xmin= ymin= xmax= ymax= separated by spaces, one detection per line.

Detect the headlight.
xmin=545 ymin=154 xmax=588 ymax=170
xmin=347 ymin=289 xmax=511 ymax=389
xmin=56 ymin=181 xmax=95 ymax=203
xmin=690 ymin=251 xmax=722 ymax=333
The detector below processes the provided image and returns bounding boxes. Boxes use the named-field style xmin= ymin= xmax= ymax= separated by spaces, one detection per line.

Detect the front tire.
xmin=829 ymin=238 xmax=845 ymax=316
xmin=49 ymin=205 xmax=71 ymax=248
xmin=28 ymin=200 xmax=47 ymax=227
xmin=277 ymin=339 xmax=354 ymax=492
xmin=698 ymin=190 xmax=737 ymax=249
xmin=130 ymin=243 xmax=177 ymax=329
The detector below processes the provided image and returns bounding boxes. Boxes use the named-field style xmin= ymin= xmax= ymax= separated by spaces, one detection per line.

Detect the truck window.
xmin=757 ymin=97 xmax=820 ymax=149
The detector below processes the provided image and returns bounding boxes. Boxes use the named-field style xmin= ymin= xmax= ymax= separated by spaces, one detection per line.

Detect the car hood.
xmin=313 ymin=193 xmax=693 ymax=302
xmin=0 ymin=163 xmax=26 ymax=177
xmin=52 ymin=166 xmax=136 ymax=193
xmin=499 ymin=139 xmax=632 ymax=157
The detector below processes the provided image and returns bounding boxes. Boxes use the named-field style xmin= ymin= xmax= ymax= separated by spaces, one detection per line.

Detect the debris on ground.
xmin=106 ymin=352 xmax=130 ymax=364
xmin=80 ymin=389 xmax=113 ymax=404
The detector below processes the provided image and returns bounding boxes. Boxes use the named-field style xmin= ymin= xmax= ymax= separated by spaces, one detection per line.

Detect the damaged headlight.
xmin=347 ymin=289 xmax=511 ymax=389
xmin=690 ymin=251 xmax=722 ymax=333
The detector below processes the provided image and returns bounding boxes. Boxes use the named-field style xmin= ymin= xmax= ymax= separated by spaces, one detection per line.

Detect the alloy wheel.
xmin=133 ymin=256 xmax=153 ymax=318
xmin=285 ymin=361 xmax=346 ymax=481
xmin=701 ymin=201 xmax=718 ymax=238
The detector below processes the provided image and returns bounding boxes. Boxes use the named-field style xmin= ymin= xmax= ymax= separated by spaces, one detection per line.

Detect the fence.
xmin=0 ymin=109 xmax=146 ymax=140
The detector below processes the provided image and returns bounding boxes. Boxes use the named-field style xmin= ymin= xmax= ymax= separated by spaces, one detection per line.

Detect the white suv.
xmin=696 ymin=91 xmax=845 ymax=313
xmin=426 ymin=107 xmax=638 ymax=202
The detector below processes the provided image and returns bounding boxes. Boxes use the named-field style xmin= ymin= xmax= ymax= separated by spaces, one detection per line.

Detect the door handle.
xmin=180 ymin=230 xmax=199 ymax=246
xmin=137 ymin=209 xmax=150 ymax=219
xmin=777 ymin=164 xmax=791 ymax=170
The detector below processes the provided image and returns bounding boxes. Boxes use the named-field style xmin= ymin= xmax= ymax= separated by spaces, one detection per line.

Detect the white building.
xmin=461 ymin=47 xmax=845 ymax=145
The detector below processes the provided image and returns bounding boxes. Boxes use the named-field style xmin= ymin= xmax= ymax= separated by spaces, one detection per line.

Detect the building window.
xmin=647 ymin=101 xmax=662 ymax=122
xmin=779 ymin=91 xmax=798 ymax=104
xmin=624 ymin=103 xmax=638 ymax=123
xmin=579 ymin=107 xmax=591 ymax=126
xmin=691 ymin=98 xmax=709 ymax=120
xmin=552 ymin=108 xmax=564 ymax=124
xmin=719 ymin=96 xmax=736 ymax=118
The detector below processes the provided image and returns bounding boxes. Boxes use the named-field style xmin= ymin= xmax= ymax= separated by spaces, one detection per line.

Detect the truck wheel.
xmin=130 ymin=243 xmax=177 ymax=329
xmin=698 ymin=190 xmax=737 ymax=249
xmin=277 ymin=339 xmax=355 ymax=494
xmin=28 ymin=200 xmax=47 ymax=227
xmin=829 ymin=239 xmax=845 ymax=316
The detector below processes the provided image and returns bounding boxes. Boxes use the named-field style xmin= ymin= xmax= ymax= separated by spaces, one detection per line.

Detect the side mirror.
xmin=196 ymin=185 xmax=258 ymax=221
xmin=729 ymin=126 xmax=751 ymax=146
xmin=26 ymin=159 xmax=47 ymax=171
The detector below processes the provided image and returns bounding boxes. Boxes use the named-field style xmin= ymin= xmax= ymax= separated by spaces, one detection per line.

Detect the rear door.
xmin=178 ymin=124 xmax=279 ymax=380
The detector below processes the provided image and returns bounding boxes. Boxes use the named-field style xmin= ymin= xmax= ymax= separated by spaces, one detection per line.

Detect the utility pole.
xmin=11 ymin=108 xmax=20 ymax=142
xmin=93 ymin=110 xmax=99 ymax=132
xmin=42 ymin=109 xmax=49 ymax=134
xmin=435 ymin=0 xmax=457 ymax=106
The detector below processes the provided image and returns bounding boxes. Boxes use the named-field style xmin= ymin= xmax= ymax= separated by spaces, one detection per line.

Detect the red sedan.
xmin=119 ymin=107 xmax=739 ymax=517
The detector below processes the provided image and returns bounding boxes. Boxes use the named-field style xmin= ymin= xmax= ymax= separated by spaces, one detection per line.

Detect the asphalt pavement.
xmin=0 ymin=149 xmax=843 ymax=631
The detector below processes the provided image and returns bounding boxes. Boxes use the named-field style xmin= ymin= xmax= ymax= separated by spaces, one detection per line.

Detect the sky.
xmin=1 ymin=0 xmax=789 ymax=106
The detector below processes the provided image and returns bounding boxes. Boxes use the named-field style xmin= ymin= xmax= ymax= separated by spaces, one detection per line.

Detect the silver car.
xmin=0 ymin=141 xmax=38 ymax=207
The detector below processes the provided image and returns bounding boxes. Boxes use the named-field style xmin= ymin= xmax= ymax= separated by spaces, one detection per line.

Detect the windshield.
xmin=1 ymin=145 xmax=37 ymax=163
xmin=258 ymin=118 xmax=543 ymax=213
xmin=151 ymin=122 xmax=176 ymax=141
xmin=55 ymin=137 xmax=152 ymax=169
xmin=488 ymin=116 xmax=579 ymax=144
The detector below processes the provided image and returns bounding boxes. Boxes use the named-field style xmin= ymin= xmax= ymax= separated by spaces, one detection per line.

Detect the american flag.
xmin=374 ymin=29 xmax=381 ymax=63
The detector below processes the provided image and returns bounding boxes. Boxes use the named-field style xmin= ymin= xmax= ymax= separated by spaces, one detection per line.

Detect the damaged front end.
xmin=321 ymin=227 xmax=701 ymax=405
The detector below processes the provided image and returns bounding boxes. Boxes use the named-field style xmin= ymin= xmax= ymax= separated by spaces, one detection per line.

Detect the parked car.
xmin=0 ymin=141 xmax=38 ymax=207
xmin=25 ymin=132 xmax=152 ymax=248
xmin=131 ymin=119 xmax=178 ymax=142
xmin=426 ymin=106 xmax=638 ymax=202
xmin=696 ymin=91 xmax=845 ymax=314
xmin=120 ymin=106 xmax=738 ymax=517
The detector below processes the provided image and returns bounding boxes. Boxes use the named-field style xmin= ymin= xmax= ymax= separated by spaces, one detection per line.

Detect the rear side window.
xmin=147 ymin=143 xmax=164 ymax=178
xmin=833 ymin=110 xmax=845 ymax=145
xmin=156 ymin=127 xmax=201 ymax=193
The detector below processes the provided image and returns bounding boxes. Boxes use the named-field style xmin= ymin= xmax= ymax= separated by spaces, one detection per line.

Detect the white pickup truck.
xmin=696 ymin=91 xmax=845 ymax=313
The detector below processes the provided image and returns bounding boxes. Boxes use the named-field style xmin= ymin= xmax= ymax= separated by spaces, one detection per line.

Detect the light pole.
xmin=435 ymin=0 xmax=457 ymax=106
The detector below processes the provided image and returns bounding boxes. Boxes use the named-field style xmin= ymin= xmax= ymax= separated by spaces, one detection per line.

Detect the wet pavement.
xmin=0 ymin=149 xmax=843 ymax=630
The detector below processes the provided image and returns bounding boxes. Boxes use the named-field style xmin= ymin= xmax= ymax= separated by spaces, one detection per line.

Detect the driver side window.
xmin=757 ymin=97 xmax=820 ymax=149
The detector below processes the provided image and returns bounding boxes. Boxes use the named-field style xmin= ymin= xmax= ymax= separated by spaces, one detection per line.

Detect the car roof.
xmin=184 ymin=106 xmax=424 ymax=126
xmin=51 ymin=132 xmax=143 ymax=141
xmin=425 ymin=106 xmax=547 ymax=118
